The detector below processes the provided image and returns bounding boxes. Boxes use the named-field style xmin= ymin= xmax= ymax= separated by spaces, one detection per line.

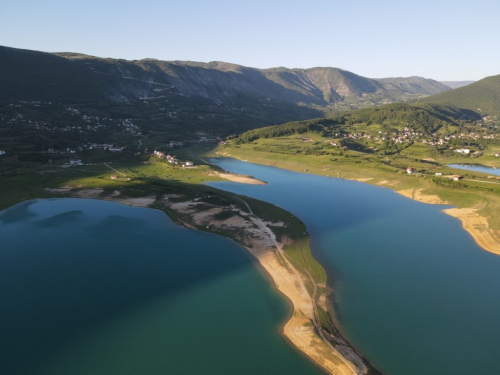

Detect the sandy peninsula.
xmin=160 ymin=195 xmax=364 ymax=375
xmin=46 ymin=186 xmax=365 ymax=374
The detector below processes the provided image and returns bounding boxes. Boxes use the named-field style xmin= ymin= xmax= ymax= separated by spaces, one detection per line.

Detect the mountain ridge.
xmin=1 ymin=45 xmax=451 ymax=107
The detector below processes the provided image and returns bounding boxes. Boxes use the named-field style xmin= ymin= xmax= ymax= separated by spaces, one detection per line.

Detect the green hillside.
xmin=233 ymin=103 xmax=481 ymax=143
xmin=420 ymin=75 xmax=500 ymax=117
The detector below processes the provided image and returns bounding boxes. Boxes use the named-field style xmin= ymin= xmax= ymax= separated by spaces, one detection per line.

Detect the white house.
xmin=406 ymin=167 xmax=414 ymax=174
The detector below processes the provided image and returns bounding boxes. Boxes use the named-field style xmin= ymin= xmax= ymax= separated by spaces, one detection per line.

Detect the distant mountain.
xmin=376 ymin=77 xmax=451 ymax=95
xmin=439 ymin=81 xmax=475 ymax=89
xmin=420 ymin=75 xmax=500 ymax=117
xmin=0 ymin=45 xmax=451 ymax=107
xmin=260 ymin=67 xmax=383 ymax=103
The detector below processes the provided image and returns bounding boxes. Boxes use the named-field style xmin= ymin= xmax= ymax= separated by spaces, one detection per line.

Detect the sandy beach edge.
xmin=161 ymin=194 xmax=363 ymax=375
xmin=396 ymin=188 xmax=500 ymax=255
xmin=241 ymin=230 xmax=362 ymax=375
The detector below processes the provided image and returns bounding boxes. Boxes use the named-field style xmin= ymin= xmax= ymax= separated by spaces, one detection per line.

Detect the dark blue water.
xmin=0 ymin=198 xmax=324 ymax=375
xmin=208 ymin=158 xmax=500 ymax=375
xmin=449 ymin=163 xmax=500 ymax=176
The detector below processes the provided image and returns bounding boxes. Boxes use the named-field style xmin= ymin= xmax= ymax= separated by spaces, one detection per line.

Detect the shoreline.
xmin=443 ymin=208 xmax=500 ymax=255
xmin=213 ymin=153 xmax=500 ymax=258
xmin=396 ymin=188 xmax=500 ymax=255
xmin=41 ymin=189 xmax=366 ymax=374
xmin=217 ymin=172 xmax=267 ymax=185
xmin=157 ymin=194 xmax=365 ymax=375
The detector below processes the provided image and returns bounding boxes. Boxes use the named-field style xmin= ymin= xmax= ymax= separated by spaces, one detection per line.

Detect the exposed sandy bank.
xmin=217 ymin=172 xmax=267 ymax=185
xmin=397 ymin=188 xmax=500 ymax=255
xmin=397 ymin=188 xmax=448 ymax=205
xmin=377 ymin=180 xmax=400 ymax=186
xmin=443 ymin=208 xmax=500 ymax=255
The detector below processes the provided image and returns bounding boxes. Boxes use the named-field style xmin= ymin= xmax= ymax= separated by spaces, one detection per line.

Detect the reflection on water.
xmin=0 ymin=198 xmax=324 ymax=375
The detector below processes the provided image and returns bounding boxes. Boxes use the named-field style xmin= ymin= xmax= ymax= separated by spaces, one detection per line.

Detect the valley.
xmin=1 ymin=43 xmax=500 ymax=375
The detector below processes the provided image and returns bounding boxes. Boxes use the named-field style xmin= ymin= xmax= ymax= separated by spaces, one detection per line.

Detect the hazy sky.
xmin=1 ymin=0 xmax=498 ymax=80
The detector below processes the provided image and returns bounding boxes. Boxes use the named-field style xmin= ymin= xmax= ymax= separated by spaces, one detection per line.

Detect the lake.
xmin=449 ymin=163 xmax=500 ymax=176
xmin=208 ymin=158 xmax=500 ymax=375
xmin=0 ymin=198 xmax=324 ymax=375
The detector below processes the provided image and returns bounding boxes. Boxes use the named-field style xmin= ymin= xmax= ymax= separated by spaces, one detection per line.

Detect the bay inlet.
xmin=208 ymin=158 xmax=500 ymax=375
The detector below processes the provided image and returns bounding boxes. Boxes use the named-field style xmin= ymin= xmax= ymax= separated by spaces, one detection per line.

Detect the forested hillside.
xmin=420 ymin=75 xmax=500 ymax=117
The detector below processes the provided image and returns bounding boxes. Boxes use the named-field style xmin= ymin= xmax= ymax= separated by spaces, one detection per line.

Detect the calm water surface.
xmin=208 ymin=158 xmax=500 ymax=375
xmin=0 ymin=198 xmax=324 ymax=375
xmin=449 ymin=163 xmax=500 ymax=176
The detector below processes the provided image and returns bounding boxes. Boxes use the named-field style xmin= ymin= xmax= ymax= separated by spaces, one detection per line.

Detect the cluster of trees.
xmin=233 ymin=119 xmax=337 ymax=144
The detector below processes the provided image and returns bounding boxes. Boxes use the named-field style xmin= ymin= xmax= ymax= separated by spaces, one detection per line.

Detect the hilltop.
xmin=376 ymin=76 xmax=450 ymax=95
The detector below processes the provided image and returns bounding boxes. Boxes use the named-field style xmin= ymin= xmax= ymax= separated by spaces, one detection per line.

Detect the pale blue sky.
xmin=1 ymin=0 xmax=498 ymax=80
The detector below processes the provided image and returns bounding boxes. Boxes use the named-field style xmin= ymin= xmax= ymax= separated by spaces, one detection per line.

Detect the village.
xmin=320 ymin=119 xmax=500 ymax=159
xmin=1 ymin=101 xmax=142 ymax=137
xmin=339 ymin=123 xmax=498 ymax=146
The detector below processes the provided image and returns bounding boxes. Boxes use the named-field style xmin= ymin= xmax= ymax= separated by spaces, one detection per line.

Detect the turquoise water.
xmin=0 ymin=198 xmax=324 ymax=375
xmin=449 ymin=163 xmax=500 ymax=176
xmin=208 ymin=158 xmax=500 ymax=375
